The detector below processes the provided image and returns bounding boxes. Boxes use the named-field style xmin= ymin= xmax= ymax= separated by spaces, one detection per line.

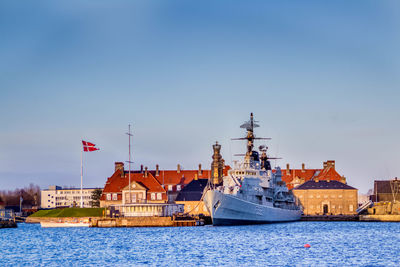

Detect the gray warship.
xmin=203 ymin=113 xmax=301 ymax=225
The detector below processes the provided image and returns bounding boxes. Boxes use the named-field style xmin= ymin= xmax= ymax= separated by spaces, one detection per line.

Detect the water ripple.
xmin=1 ymin=222 xmax=400 ymax=266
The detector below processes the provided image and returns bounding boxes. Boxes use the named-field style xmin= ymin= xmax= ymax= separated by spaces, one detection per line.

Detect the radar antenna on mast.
xmin=232 ymin=113 xmax=271 ymax=157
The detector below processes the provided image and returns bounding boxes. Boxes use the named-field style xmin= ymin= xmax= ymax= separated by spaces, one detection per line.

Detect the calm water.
xmin=1 ymin=222 xmax=400 ymax=266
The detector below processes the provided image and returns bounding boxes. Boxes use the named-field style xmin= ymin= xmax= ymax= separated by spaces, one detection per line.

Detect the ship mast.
xmin=126 ymin=124 xmax=133 ymax=203
xmin=232 ymin=113 xmax=270 ymax=162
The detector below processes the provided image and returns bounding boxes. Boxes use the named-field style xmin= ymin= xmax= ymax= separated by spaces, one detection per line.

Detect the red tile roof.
xmin=101 ymin=164 xmax=231 ymax=199
xmin=100 ymin=169 xmax=166 ymax=201
xmin=281 ymin=169 xmax=320 ymax=189
xmin=153 ymin=166 xmax=231 ymax=190
xmin=280 ymin=161 xmax=344 ymax=189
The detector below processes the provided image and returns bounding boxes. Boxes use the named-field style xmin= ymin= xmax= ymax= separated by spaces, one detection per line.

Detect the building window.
xmin=151 ymin=193 xmax=156 ymax=200
xmin=349 ymin=205 xmax=353 ymax=212
xmin=157 ymin=193 xmax=162 ymax=200
xmin=338 ymin=195 xmax=342 ymax=198
xmin=309 ymin=195 xmax=313 ymax=198
xmin=168 ymin=185 xmax=173 ymax=191
xmin=177 ymin=185 xmax=181 ymax=191
xmin=324 ymin=195 xmax=328 ymax=199
xmin=112 ymin=193 xmax=117 ymax=200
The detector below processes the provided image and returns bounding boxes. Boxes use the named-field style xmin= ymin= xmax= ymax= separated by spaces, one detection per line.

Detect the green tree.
xmin=90 ymin=189 xmax=103 ymax=208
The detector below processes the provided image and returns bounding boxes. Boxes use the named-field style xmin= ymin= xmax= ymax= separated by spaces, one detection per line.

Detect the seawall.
xmin=92 ymin=217 xmax=174 ymax=227
xmin=26 ymin=217 xmax=99 ymax=224
xmin=360 ymin=215 xmax=400 ymax=222
xmin=26 ymin=216 xmax=200 ymax=227
xmin=301 ymin=215 xmax=359 ymax=221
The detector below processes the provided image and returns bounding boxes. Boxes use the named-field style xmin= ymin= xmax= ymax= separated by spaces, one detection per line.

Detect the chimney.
xmin=194 ymin=173 xmax=198 ymax=180
xmin=140 ymin=165 xmax=143 ymax=173
xmin=156 ymin=164 xmax=159 ymax=176
xmin=177 ymin=164 xmax=181 ymax=173
xmin=144 ymin=167 xmax=148 ymax=178
xmin=302 ymin=163 xmax=305 ymax=172
xmin=115 ymin=162 xmax=124 ymax=177
xmin=327 ymin=160 xmax=335 ymax=169
xmin=323 ymin=161 xmax=328 ymax=169
xmin=286 ymin=164 xmax=290 ymax=175
xmin=198 ymin=164 xmax=202 ymax=176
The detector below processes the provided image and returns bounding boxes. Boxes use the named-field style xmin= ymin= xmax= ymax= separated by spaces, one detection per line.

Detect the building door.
xmin=323 ymin=204 xmax=329 ymax=214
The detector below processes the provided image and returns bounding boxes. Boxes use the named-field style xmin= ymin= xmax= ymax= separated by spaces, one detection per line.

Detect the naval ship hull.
xmin=204 ymin=190 xmax=301 ymax=226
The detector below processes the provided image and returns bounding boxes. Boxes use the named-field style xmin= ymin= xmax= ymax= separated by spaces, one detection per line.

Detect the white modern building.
xmin=41 ymin=185 xmax=102 ymax=209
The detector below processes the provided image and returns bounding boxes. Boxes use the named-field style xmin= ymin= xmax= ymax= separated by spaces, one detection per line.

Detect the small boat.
xmin=40 ymin=220 xmax=90 ymax=228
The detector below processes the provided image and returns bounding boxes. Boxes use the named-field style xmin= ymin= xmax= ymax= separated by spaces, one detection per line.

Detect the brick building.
xmin=370 ymin=178 xmax=400 ymax=202
xmin=100 ymin=162 xmax=229 ymax=208
xmin=100 ymin=162 xmax=167 ymax=207
xmin=293 ymin=179 xmax=358 ymax=215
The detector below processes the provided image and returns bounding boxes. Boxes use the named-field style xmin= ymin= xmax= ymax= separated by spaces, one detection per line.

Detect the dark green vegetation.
xmin=29 ymin=208 xmax=104 ymax=217
xmin=90 ymin=189 xmax=103 ymax=208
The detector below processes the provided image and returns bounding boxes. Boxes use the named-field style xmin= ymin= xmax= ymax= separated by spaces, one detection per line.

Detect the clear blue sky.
xmin=1 ymin=1 xmax=399 ymax=193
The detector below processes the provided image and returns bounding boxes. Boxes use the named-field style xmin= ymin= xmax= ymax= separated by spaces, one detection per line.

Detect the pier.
xmin=301 ymin=215 xmax=359 ymax=221
xmin=91 ymin=215 xmax=203 ymax=227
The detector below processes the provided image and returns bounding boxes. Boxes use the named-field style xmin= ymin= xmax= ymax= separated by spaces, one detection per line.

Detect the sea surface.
xmin=1 ymin=221 xmax=400 ymax=266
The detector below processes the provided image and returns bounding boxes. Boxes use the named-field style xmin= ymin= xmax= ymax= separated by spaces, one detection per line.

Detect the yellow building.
xmin=293 ymin=179 xmax=358 ymax=215
xmin=175 ymin=178 xmax=210 ymax=216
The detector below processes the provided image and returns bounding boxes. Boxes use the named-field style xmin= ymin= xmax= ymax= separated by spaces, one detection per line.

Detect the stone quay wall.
xmin=92 ymin=217 xmax=174 ymax=227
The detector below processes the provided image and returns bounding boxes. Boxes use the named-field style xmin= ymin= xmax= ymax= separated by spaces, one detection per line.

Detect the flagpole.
xmin=81 ymin=141 xmax=83 ymax=208
xmin=129 ymin=124 xmax=131 ymax=204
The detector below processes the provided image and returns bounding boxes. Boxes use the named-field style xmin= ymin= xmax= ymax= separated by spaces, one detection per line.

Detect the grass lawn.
xmin=29 ymin=208 xmax=104 ymax=217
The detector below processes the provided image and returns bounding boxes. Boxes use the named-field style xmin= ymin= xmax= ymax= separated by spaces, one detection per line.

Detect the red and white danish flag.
xmin=82 ymin=140 xmax=100 ymax=152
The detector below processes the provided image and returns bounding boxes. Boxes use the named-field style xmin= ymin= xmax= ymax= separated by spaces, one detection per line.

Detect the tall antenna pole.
xmin=80 ymin=142 xmax=83 ymax=208
xmin=126 ymin=125 xmax=133 ymax=204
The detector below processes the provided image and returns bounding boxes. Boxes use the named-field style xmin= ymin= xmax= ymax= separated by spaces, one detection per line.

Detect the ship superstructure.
xmin=203 ymin=113 xmax=301 ymax=225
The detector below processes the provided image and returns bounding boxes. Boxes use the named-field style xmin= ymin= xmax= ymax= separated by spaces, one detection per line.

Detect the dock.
xmin=91 ymin=215 xmax=204 ymax=227
xmin=301 ymin=215 xmax=359 ymax=221
xmin=359 ymin=215 xmax=400 ymax=222
xmin=27 ymin=215 xmax=204 ymax=227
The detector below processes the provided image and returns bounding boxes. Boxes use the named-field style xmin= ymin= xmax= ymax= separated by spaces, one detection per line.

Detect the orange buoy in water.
xmin=304 ymin=244 xmax=311 ymax=248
